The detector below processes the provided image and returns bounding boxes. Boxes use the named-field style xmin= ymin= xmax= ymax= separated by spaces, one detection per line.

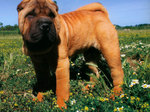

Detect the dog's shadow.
xmin=32 ymin=55 xmax=112 ymax=95
xmin=33 ymin=74 xmax=56 ymax=95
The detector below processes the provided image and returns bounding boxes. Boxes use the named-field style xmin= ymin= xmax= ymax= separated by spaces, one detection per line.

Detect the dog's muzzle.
xmin=25 ymin=17 xmax=56 ymax=52
xmin=29 ymin=17 xmax=52 ymax=43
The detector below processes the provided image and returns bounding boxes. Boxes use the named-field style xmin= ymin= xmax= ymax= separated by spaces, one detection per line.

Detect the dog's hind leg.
xmin=96 ymin=24 xmax=124 ymax=96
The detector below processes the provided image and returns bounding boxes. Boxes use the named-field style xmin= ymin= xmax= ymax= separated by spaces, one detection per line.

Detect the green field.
xmin=0 ymin=30 xmax=150 ymax=111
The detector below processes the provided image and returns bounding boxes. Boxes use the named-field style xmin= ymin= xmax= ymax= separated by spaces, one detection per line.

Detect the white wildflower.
xmin=92 ymin=107 xmax=95 ymax=110
xmin=129 ymin=83 xmax=134 ymax=87
xmin=121 ymin=54 xmax=126 ymax=57
xmin=77 ymin=73 xmax=80 ymax=76
xmin=117 ymin=106 xmax=124 ymax=111
xmin=71 ymin=99 xmax=76 ymax=105
xmin=129 ymin=79 xmax=139 ymax=87
xmin=125 ymin=45 xmax=129 ymax=49
xmin=132 ymin=46 xmax=136 ymax=48
xmin=131 ymin=79 xmax=139 ymax=84
xmin=101 ymin=56 xmax=105 ymax=61
xmin=139 ymin=41 xmax=143 ymax=45
xmin=16 ymin=69 xmax=21 ymax=72
xmin=24 ymin=72 xmax=29 ymax=74
xmin=142 ymin=84 xmax=150 ymax=88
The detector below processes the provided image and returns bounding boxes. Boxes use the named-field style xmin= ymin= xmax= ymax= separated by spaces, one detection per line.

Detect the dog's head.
xmin=17 ymin=0 xmax=60 ymax=52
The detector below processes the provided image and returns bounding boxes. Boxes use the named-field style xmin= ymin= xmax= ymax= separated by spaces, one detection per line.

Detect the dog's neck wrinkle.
xmin=60 ymin=14 xmax=76 ymax=41
xmin=60 ymin=17 xmax=70 ymax=46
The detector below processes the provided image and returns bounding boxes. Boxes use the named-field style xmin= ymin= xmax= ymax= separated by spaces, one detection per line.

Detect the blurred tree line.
xmin=0 ymin=22 xmax=150 ymax=32
xmin=115 ymin=24 xmax=150 ymax=30
xmin=0 ymin=22 xmax=19 ymax=31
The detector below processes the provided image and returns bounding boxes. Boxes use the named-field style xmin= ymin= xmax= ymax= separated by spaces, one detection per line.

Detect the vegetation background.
xmin=0 ymin=21 xmax=150 ymax=111
xmin=0 ymin=0 xmax=150 ymax=111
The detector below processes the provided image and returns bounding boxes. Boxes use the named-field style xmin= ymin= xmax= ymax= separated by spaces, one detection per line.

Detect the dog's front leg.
xmin=55 ymin=57 xmax=70 ymax=108
xmin=31 ymin=57 xmax=51 ymax=93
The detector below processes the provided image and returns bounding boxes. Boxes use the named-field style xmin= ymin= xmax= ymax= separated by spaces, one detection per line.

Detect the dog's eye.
xmin=26 ymin=11 xmax=36 ymax=20
xmin=27 ymin=15 xmax=35 ymax=20
xmin=49 ymin=12 xmax=55 ymax=18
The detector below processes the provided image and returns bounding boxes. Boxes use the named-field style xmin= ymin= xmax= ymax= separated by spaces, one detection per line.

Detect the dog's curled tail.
xmin=76 ymin=3 xmax=109 ymax=17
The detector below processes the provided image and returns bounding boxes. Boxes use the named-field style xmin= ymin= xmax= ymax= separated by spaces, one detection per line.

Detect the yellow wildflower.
xmin=14 ymin=103 xmax=18 ymax=107
xmin=84 ymin=106 xmax=89 ymax=111
xmin=52 ymin=98 xmax=56 ymax=101
xmin=114 ymin=108 xmax=117 ymax=112
xmin=131 ymin=96 xmax=135 ymax=100
xmin=133 ymin=72 xmax=136 ymax=75
xmin=136 ymin=97 xmax=140 ymax=101
xmin=104 ymin=98 xmax=109 ymax=101
xmin=71 ymin=61 xmax=75 ymax=66
xmin=130 ymin=100 xmax=134 ymax=104
xmin=27 ymin=90 xmax=32 ymax=93
xmin=0 ymin=91 xmax=4 ymax=94
xmin=120 ymin=94 xmax=125 ymax=98
xmin=89 ymin=93 xmax=93 ymax=97
xmin=99 ymin=97 xmax=109 ymax=102
xmin=3 ymin=99 xmax=6 ymax=103
xmin=141 ymin=102 xmax=149 ymax=108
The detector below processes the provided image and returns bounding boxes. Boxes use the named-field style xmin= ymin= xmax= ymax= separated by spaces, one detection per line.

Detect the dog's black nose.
xmin=38 ymin=18 xmax=52 ymax=32
xmin=40 ymin=23 xmax=50 ymax=31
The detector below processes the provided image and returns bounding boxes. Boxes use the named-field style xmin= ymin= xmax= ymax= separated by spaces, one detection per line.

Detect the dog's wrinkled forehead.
xmin=17 ymin=0 xmax=58 ymax=33
xmin=17 ymin=0 xmax=58 ymax=13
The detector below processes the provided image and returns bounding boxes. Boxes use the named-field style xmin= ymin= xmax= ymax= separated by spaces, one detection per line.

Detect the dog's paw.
xmin=110 ymin=85 xmax=123 ymax=100
xmin=81 ymin=84 xmax=95 ymax=93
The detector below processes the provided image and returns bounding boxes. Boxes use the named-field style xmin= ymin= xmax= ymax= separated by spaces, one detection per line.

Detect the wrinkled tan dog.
xmin=17 ymin=0 xmax=124 ymax=108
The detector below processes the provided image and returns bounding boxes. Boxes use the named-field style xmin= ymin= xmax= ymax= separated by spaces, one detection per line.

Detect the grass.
xmin=0 ymin=29 xmax=150 ymax=111
xmin=0 ymin=30 xmax=19 ymax=35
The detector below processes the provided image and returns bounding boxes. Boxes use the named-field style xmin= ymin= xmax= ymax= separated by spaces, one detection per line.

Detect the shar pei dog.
xmin=17 ymin=0 xmax=124 ymax=108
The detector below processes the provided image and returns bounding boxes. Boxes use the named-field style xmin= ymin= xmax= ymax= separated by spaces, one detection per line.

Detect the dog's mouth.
xmin=30 ymin=32 xmax=43 ymax=43
xmin=25 ymin=31 xmax=57 ymax=52
xmin=25 ymin=38 xmax=49 ymax=52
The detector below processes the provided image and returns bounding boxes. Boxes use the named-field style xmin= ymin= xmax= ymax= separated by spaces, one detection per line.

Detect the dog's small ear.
xmin=17 ymin=3 xmax=23 ymax=12
xmin=52 ymin=1 xmax=58 ymax=12
xmin=46 ymin=0 xmax=59 ymax=18
xmin=17 ymin=0 xmax=30 ymax=12
xmin=47 ymin=0 xmax=58 ymax=12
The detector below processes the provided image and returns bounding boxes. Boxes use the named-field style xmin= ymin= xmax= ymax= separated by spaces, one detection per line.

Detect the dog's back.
xmin=60 ymin=3 xmax=112 ymax=56
xmin=76 ymin=3 xmax=108 ymax=17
